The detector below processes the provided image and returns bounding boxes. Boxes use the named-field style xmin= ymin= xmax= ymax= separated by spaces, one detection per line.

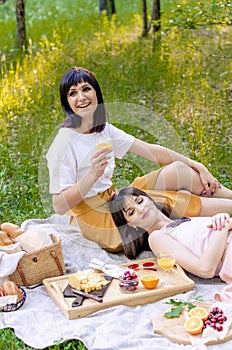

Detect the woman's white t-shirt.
xmin=46 ymin=123 xmax=134 ymax=197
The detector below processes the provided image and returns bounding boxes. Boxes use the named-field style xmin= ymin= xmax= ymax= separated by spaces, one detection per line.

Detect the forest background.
xmin=0 ymin=0 xmax=232 ymax=349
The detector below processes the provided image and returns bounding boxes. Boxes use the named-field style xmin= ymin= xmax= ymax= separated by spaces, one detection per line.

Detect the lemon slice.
xmin=184 ymin=316 xmax=204 ymax=335
xmin=189 ymin=306 xmax=208 ymax=321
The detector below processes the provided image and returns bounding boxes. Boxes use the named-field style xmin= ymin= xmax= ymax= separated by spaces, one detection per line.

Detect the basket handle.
xmin=50 ymin=250 xmax=64 ymax=275
xmin=16 ymin=250 xmax=64 ymax=289
xmin=16 ymin=264 xmax=40 ymax=289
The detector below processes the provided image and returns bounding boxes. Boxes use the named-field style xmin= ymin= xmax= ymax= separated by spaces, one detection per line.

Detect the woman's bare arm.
xmin=52 ymin=147 xmax=111 ymax=214
xmin=129 ymin=138 xmax=220 ymax=195
xmin=53 ymin=172 xmax=96 ymax=214
xmin=149 ymin=215 xmax=232 ymax=278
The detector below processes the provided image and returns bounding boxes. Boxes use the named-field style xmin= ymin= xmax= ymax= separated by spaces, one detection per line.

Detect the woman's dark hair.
xmin=109 ymin=187 xmax=172 ymax=259
xmin=59 ymin=67 xmax=106 ymax=132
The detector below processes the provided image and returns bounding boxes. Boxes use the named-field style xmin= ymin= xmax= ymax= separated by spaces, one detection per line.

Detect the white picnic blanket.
xmin=1 ymin=214 xmax=232 ymax=350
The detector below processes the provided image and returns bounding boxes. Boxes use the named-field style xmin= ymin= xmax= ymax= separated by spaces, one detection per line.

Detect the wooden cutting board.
xmin=43 ymin=257 xmax=195 ymax=319
xmin=152 ymin=301 xmax=232 ymax=345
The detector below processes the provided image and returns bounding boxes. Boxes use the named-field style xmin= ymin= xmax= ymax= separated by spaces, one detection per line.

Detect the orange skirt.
xmin=69 ymin=169 xmax=201 ymax=252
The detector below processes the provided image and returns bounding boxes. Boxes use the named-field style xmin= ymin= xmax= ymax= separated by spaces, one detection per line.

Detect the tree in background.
xmin=142 ymin=0 xmax=161 ymax=36
xmin=99 ymin=0 xmax=116 ymax=15
xmin=142 ymin=0 xmax=148 ymax=36
xmin=16 ymin=0 xmax=26 ymax=49
xmin=151 ymin=0 xmax=161 ymax=34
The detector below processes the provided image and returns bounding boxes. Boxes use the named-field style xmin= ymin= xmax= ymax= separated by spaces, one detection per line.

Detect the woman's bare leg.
xmin=154 ymin=161 xmax=232 ymax=199
xmin=154 ymin=161 xmax=203 ymax=194
xmin=199 ymin=197 xmax=232 ymax=216
xmin=211 ymin=185 xmax=232 ymax=199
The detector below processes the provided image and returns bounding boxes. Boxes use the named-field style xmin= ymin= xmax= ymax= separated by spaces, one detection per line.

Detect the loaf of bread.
xmin=9 ymin=228 xmax=25 ymax=239
xmin=0 ymin=222 xmax=25 ymax=239
xmin=0 ymin=286 xmax=5 ymax=297
xmin=0 ymin=231 xmax=14 ymax=246
xmin=2 ymin=281 xmax=23 ymax=301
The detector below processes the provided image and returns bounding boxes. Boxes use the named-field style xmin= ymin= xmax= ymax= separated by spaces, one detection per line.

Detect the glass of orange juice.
xmin=96 ymin=133 xmax=115 ymax=178
xmin=96 ymin=133 xmax=113 ymax=150
xmin=157 ymin=252 xmax=175 ymax=287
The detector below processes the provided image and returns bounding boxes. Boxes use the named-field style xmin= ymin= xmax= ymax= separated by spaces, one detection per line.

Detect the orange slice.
xmin=189 ymin=306 xmax=208 ymax=321
xmin=184 ymin=316 xmax=204 ymax=335
xmin=141 ymin=275 xmax=159 ymax=289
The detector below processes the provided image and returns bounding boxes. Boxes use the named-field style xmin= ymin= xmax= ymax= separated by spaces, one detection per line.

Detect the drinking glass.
xmin=96 ymin=133 xmax=115 ymax=178
xmin=157 ymin=252 xmax=175 ymax=287
xmin=96 ymin=133 xmax=113 ymax=151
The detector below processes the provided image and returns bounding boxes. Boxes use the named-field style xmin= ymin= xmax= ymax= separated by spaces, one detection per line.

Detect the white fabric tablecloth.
xmin=1 ymin=214 xmax=231 ymax=350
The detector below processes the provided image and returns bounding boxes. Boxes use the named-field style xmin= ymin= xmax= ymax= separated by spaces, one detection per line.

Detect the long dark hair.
xmin=59 ymin=67 xmax=106 ymax=132
xmin=109 ymin=187 xmax=172 ymax=259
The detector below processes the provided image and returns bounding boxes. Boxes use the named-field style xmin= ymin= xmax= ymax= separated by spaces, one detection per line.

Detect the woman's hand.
xmin=91 ymin=148 xmax=111 ymax=180
xmin=192 ymin=162 xmax=221 ymax=195
xmin=52 ymin=147 xmax=112 ymax=215
xmin=207 ymin=213 xmax=231 ymax=231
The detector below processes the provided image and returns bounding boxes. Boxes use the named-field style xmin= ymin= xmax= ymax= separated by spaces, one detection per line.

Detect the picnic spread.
xmin=1 ymin=214 xmax=232 ymax=350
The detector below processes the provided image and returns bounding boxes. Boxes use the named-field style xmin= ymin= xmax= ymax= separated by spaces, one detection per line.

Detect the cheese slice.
xmin=68 ymin=269 xmax=109 ymax=293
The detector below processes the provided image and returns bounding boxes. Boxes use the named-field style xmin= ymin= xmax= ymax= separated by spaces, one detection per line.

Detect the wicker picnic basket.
xmin=10 ymin=234 xmax=66 ymax=288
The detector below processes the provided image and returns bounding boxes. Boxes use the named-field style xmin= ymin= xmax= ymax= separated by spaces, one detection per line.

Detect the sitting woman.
xmin=47 ymin=67 xmax=232 ymax=253
xmin=109 ymin=187 xmax=232 ymax=302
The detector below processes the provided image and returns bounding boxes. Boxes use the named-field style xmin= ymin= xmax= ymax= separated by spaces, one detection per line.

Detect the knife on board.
xmin=69 ymin=286 xmax=103 ymax=303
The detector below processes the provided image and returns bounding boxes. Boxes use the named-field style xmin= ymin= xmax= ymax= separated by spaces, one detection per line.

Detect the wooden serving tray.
xmin=152 ymin=301 xmax=232 ymax=345
xmin=43 ymin=257 xmax=194 ymax=320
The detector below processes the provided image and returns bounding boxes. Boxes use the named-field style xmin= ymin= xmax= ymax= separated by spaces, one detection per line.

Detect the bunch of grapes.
xmin=119 ymin=270 xmax=138 ymax=292
xmin=203 ymin=307 xmax=227 ymax=332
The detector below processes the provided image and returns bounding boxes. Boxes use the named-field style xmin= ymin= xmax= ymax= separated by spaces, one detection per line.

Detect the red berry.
xmin=129 ymin=286 xmax=137 ymax=291
xmin=218 ymin=317 xmax=224 ymax=324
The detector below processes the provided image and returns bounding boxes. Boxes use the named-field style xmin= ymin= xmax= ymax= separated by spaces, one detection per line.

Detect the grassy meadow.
xmin=0 ymin=0 xmax=232 ymax=348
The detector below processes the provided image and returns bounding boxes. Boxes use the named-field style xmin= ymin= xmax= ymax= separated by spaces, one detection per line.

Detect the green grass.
xmin=0 ymin=328 xmax=87 ymax=350
xmin=0 ymin=0 xmax=232 ymax=348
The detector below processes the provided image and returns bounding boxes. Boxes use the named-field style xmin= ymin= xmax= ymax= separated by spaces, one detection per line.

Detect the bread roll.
xmin=0 ymin=231 xmax=14 ymax=246
xmin=2 ymin=281 xmax=23 ymax=301
xmin=8 ymin=228 xmax=25 ymax=239
xmin=1 ymin=222 xmax=20 ymax=235
xmin=0 ymin=223 xmax=24 ymax=238
xmin=0 ymin=286 xmax=5 ymax=297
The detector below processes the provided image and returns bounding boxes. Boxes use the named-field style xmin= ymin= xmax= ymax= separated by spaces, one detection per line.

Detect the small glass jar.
xmin=118 ymin=270 xmax=139 ymax=293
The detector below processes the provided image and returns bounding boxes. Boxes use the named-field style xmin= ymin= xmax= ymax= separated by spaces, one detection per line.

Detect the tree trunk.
xmin=99 ymin=0 xmax=108 ymax=13
xmin=108 ymin=0 xmax=116 ymax=14
xmin=99 ymin=0 xmax=116 ymax=15
xmin=151 ymin=0 xmax=161 ymax=33
xmin=142 ymin=0 xmax=148 ymax=36
xmin=16 ymin=0 xmax=26 ymax=49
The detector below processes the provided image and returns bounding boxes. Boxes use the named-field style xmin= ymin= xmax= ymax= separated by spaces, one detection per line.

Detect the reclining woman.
xmin=109 ymin=187 xmax=232 ymax=302
xmin=46 ymin=66 xmax=232 ymax=253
